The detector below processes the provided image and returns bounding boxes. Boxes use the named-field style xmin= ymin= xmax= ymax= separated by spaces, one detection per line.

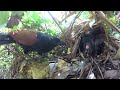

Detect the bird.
xmin=0 ymin=30 xmax=65 ymax=55
xmin=79 ymin=25 xmax=105 ymax=57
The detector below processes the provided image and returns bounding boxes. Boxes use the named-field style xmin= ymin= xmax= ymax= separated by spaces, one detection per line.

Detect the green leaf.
xmin=80 ymin=11 xmax=90 ymax=21
xmin=0 ymin=11 xmax=9 ymax=25
xmin=110 ymin=16 xmax=117 ymax=24
xmin=12 ymin=26 xmax=18 ymax=30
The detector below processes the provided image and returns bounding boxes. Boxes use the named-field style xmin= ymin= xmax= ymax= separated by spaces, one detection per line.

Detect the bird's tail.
xmin=0 ymin=33 xmax=15 ymax=45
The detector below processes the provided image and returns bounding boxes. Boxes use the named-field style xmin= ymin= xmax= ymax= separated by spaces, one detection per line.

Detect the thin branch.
xmin=72 ymin=35 xmax=81 ymax=58
xmin=60 ymin=11 xmax=77 ymax=23
xmin=70 ymin=11 xmax=82 ymax=32
xmin=79 ymin=63 xmax=91 ymax=79
xmin=47 ymin=11 xmax=64 ymax=33
xmin=65 ymin=11 xmax=82 ymax=37
xmin=96 ymin=11 xmax=120 ymax=34
xmin=74 ymin=22 xmax=90 ymax=38
xmin=43 ymin=12 xmax=48 ymax=30
xmin=92 ymin=58 xmax=104 ymax=79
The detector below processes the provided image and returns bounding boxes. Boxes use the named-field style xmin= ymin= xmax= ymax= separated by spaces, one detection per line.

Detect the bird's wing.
xmin=9 ymin=30 xmax=38 ymax=46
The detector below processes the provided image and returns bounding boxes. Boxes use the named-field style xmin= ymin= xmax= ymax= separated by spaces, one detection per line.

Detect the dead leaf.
xmin=19 ymin=60 xmax=27 ymax=73
xmin=55 ymin=70 xmax=71 ymax=79
xmin=31 ymin=61 xmax=49 ymax=79
xmin=49 ymin=63 xmax=58 ymax=77
xmin=54 ymin=60 xmax=86 ymax=79
xmin=112 ymin=60 xmax=120 ymax=66
xmin=104 ymin=70 xmax=118 ymax=79
xmin=57 ymin=59 xmax=68 ymax=70
xmin=87 ymin=72 xmax=96 ymax=79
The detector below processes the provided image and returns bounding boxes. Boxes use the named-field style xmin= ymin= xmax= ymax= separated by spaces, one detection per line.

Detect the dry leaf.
xmin=104 ymin=70 xmax=118 ymax=79
xmin=54 ymin=60 xmax=86 ymax=79
xmin=87 ymin=72 xmax=96 ymax=79
xmin=55 ymin=70 xmax=71 ymax=79
xmin=31 ymin=61 xmax=49 ymax=79
xmin=112 ymin=60 xmax=120 ymax=66
xmin=57 ymin=59 xmax=67 ymax=70
xmin=49 ymin=63 xmax=58 ymax=77
xmin=19 ymin=60 xmax=27 ymax=73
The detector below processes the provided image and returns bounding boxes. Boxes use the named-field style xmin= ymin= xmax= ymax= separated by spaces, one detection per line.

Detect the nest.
xmin=57 ymin=20 xmax=120 ymax=79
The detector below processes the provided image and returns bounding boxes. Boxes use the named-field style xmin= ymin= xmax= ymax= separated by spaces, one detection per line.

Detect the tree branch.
xmin=60 ymin=11 xmax=77 ymax=23
xmin=96 ymin=11 xmax=120 ymax=34
xmin=47 ymin=11 xmax=63 ymax=33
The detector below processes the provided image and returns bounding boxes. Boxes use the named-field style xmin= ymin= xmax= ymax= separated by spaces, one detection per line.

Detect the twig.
xmin=60 ymin=11 xmax=77 ymax=23
xmin=74 ymin=22 xmax=89 ymax=38
xmin=92 ymin=58 xmax=104 ymax=79
xmin=64 ymin=12 xmax=82 ymax=57
xmin=109 ymin=53 xmax=116 ymax=68
xmin=47 ymin=11 xmax=63 ymax=33
xmin=70 ymin=12 xmax=81 ymax=32
xmin=65 ymin=11 xmax=82 ymax=37
xmin=79 ymin=69 xmax=84 ymax=79
xmin=79 ymin=63 xmax=91 ymax=79
xmin=111 ymin=40 xmax=119 ymax=50
xmin=72 ymin=35 xmax=81 ymax=58
xmin=103 ymin=52 xmax=110 ymax=64
xmin=103 ymin=51 xmax=116 ymax=68
xmin=96 ymin=11 xmax=120 ymax=34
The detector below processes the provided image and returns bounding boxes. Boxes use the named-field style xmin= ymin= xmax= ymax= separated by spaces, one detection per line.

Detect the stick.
xmin=92 ymin=58 xmax=104 ymax=79
xmin=48 ymin=11 xmax=63 ymax=33
xmin=96 ymin=11 xmax=120 ymax=34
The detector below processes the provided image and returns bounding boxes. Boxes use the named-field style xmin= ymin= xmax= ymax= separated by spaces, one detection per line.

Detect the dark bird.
xmin=0 ymin=30 xmax=65 ymax=55
xmin=79 ymin=26 xmax=106 ymax=57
